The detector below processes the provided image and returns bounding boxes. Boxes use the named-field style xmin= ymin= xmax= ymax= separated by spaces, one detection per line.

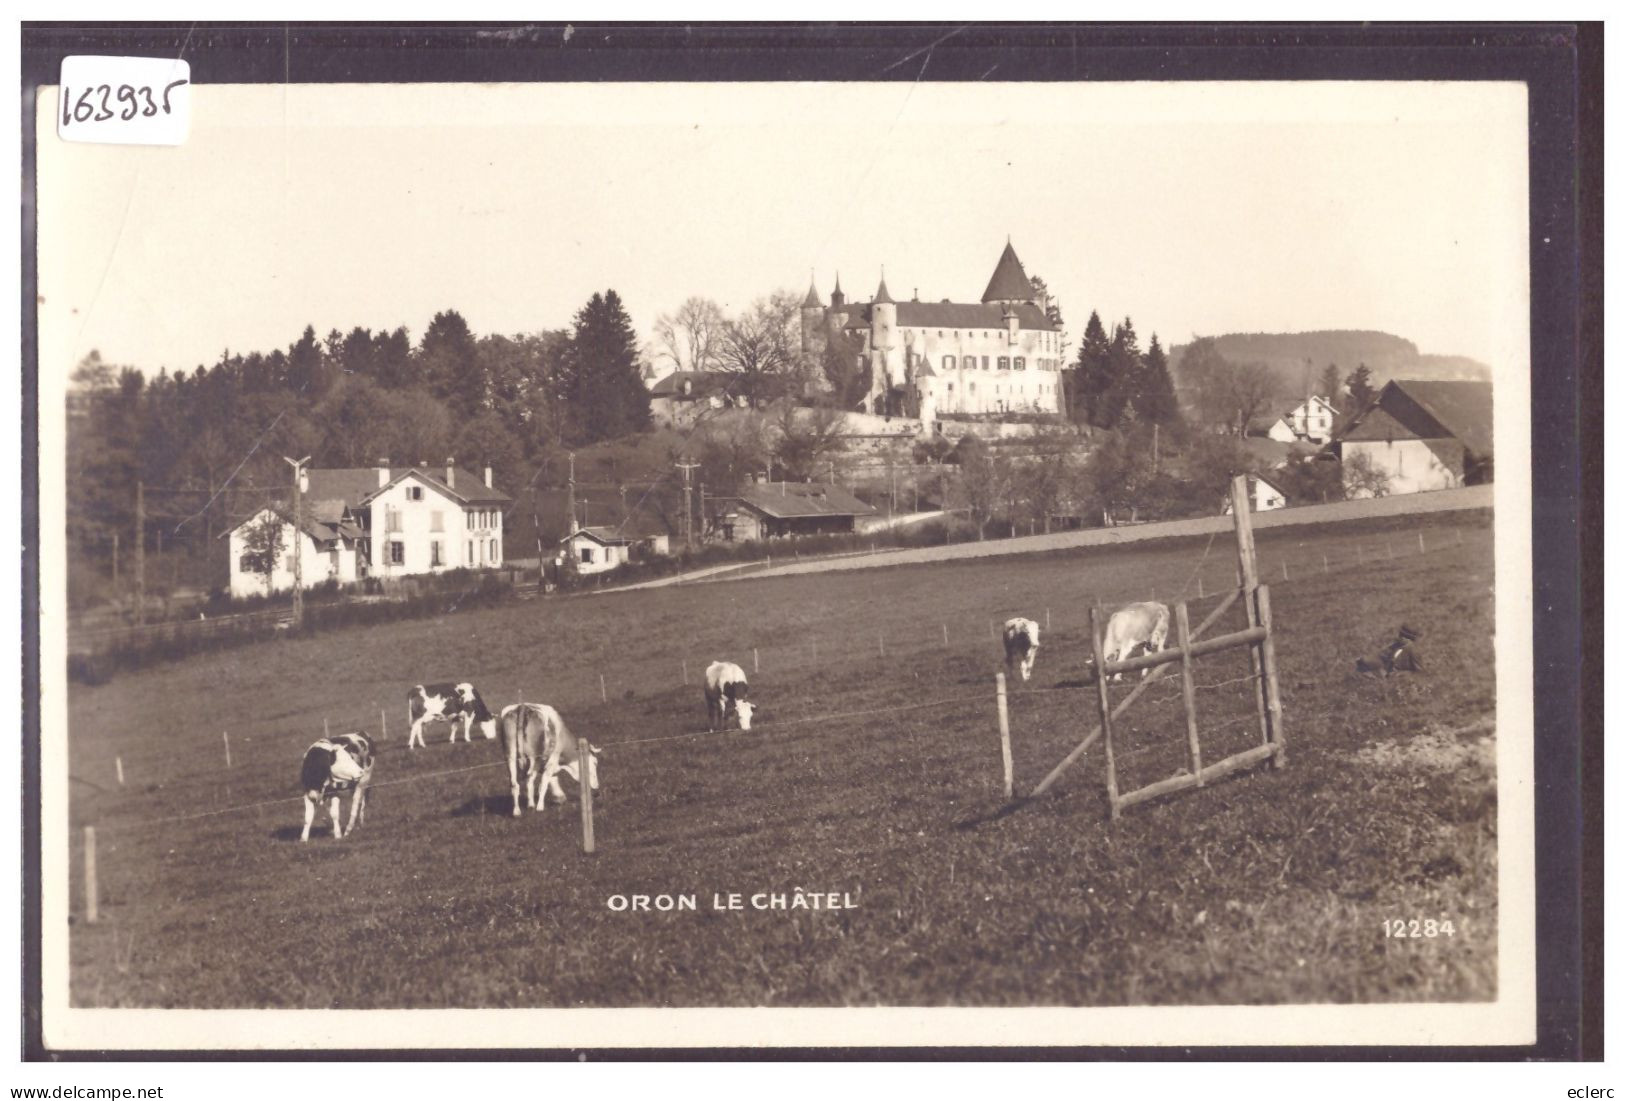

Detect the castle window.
xmin=943 ymin=355 xmax=955 ymax=369
xmin=981 ymin=356 xmax=990 ymax=369
xmin=1014 ymin=357 xmax=1026 ymax=370
xmin=998 ymin=357 xmax=1010 ymax=370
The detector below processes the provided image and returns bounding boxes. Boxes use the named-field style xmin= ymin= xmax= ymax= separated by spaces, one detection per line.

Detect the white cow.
xmin=1002 ymin=617 xmax=1041 ymax=682
xmin=1097 ymin=601 xmax=1170 ymax=682
xmin=498 ymin=702 xmax=600 ymax=817
xmin=704 ymin=661 xmax=755 ymax=732
xmin=299 ymin=731 xmax=374 ymax=842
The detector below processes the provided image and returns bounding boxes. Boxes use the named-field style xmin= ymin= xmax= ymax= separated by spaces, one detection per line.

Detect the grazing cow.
xmin=1093 ymin=601 xmax=1171 ymax=682
xmin=299 ymin=731 xmax=374 ymax=842
xmin=498 ymin=702 xmax=600 ymax=817
xmin=704 ymin=661 xmax=755 ymax=732
xmin=407 ymin=682 xmax=497 ymax=748
xmin=1002 ymin=617 xmax=1042 ymax=682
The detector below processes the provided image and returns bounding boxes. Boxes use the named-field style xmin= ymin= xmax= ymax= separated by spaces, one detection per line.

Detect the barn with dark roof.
xmin=799 ymin=242 xmax=1066 ymax=423
xmin=1333 ymin=379 xmax=1493 ymax=494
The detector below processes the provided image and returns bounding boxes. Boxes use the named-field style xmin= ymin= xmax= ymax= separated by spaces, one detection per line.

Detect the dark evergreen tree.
xmin=564 ymin=290 xmax=651 ymax=444
xmin=1133 ymin=332 xmax=1181 ymax=427
xmin=1067 ymin=310 xmax=1111 ymax=426
xmin=1346 ymin=363 xmax=1377 ymax=412
xmin=1096 ymin=317 xmax=1143 ymax=429
xmin=419 ymin=310 xmax=483 ymax=417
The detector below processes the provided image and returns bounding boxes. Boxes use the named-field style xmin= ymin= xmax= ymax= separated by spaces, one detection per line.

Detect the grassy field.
xmin=66 ymin=509 xmax=1498 ymax=1007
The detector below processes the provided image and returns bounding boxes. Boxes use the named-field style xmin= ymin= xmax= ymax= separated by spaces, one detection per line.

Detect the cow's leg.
xmin=408 ymin=718 xmax=422 ymax=750
xmin=508 ymin=751 xmax=523 ymax=816
xmin=525 ymin=762 xmax=542 ymax=810
xmin=345 ymin=784 xmax=365 ymax=834
xmin=301 ymin=795 xmax=316 ymax=842
xmin=537 ymin=761 xmax=561 ymax=809
xmin=329 ymin=795 xmax=343 ymax=839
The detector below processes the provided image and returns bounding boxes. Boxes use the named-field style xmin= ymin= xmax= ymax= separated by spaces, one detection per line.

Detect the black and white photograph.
xmin=25 ymin=23 xmax=1594 ymax=1059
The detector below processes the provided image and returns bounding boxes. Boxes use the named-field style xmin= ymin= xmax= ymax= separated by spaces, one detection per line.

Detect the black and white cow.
xmin=1092 ymin=601 xmax=1171 ymax=682
xmin=1002 ymin=617 xmax=1042 ymax=682
xmin=704 ymin=661 xmax=755 ymax=732
xmin=299 ymin=731 xmax=374 ymax=842
xmin=498 ymin=702 xmax=600 ymax=817
xmin=407 ymin=682 xmax=497 ymax=748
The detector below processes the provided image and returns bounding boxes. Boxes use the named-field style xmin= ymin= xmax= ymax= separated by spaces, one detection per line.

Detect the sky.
xmin=36 ymin=81 xmax=1529 ymax=383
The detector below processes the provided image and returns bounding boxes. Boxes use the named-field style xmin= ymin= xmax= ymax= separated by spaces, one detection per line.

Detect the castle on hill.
xmin=799 ymin=241 xmax=1065 ymax=422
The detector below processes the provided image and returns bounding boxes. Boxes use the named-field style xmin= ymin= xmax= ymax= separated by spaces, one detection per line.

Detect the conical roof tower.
xmin=980 ymin=240 xmax=1036 ymax=305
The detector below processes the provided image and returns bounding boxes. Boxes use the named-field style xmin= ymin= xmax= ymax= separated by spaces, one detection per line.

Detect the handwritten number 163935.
xmin=62 ymin=80 xmax=189 ymax=126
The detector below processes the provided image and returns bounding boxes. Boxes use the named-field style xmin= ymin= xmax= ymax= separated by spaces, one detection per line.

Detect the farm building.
xmin=712 ymin=482 xmax=878 ymax=541
xmin=647 ymin=371 xmax=749 ymax=427
xmin=1333 ymin=379 xmax=1493 ymax=495
xmin=559 ymin=525 xmax=672 ymax=575
xmin=1248 ymin=395 xmax=1339 ymax=444
xmin=223 ymin=505 xmax=363 ymax=599
xmin=224 ymin=461 xmax=510 ymax=596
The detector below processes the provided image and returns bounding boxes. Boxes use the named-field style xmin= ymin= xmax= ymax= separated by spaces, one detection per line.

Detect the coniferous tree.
xmin=1346 ymin=363 xmax=1377 ymax=413
xmin=1067 ymin=310 xmax=1111 ymax=427
xmin=419 ymin=310 xmax=483 ymax=418
xmin=1096 ymin=317 xmax=1143 ymax=429
xmin=1133 ymin=332 xmax=1181 ymax=427
xmin=565 ymin=289 xmax=651 ymax=444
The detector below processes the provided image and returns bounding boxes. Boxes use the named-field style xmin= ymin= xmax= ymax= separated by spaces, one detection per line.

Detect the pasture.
xmin=66 ymin=509 xmax=1498 ymax=1008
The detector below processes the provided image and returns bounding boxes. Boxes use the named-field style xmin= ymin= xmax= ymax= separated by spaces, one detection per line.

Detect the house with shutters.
xmin=224 ymin=461 xmax=511 ymax=597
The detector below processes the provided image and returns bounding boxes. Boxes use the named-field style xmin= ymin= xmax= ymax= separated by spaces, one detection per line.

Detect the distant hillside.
xmin=1168 ymin=331 xmax=1493 ymax=394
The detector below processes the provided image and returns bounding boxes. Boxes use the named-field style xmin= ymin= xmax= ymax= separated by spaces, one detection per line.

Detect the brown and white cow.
xmin=299 ymin=731 xmax=374 ymax=842
xmin=498 ymin=702 xmax=600 ymax=817
xmin=1092 ymin=601 xmax=1171 ymax=682
xmin=704 ymin=661 xmax=755 ymax=732
xmin=1002 ymin=617 xmax=1042 ymax=682
xmin=407 ymin=682 xmax=497 ymax=748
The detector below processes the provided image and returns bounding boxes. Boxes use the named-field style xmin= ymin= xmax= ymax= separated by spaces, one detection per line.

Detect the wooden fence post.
xmin=1089 ymin=606 xmax=1120 ymax=821
xmin=223 ymin=731 xmax=232 ymax=768
xmin=1256 ymin=584 xmax=1286 ymax=769
xmin=942 ymin=623 xmax=949 ymax=646
xmin=381 ymin=709 xmax=387 ymax=740
xmin=1175 ymin=602 xmax=1202 ymax=785
xmin=1045 ymin=606 xmax=1051 ymax=631
xmin=1322 ymin=553 xmax=1328 ymax=573
xmin=1281 ymin=560 xmax=1290 ymax=582
xmin=1230 ymin=476 xmax=1269 ymax=741
xmin=996 ymin=672 xmax=1013 ymax=801
xmin=84 ymin=826 xmax=98 ymax=924
xmin=682 ymin=659 xmax=688 ymax=685
xmin=753 ymin=648 xmax=759 ymax=674
xmin=1197 ymin=575 xmax=1204 ymax=598
xmin=599 ymin=674 xmax=607 ymax=703
xmin=115 ymin=757 xmax=124 ymax=786
xmin=879 ymin=633 xmax=885 ymax=657
xmin=579 ymin=738 xmax=596 ymax=854
xmin=324 ymin=717 xmax=330 ymax=738
xmin=1418 ymin=530 xmax=1426 ymax=553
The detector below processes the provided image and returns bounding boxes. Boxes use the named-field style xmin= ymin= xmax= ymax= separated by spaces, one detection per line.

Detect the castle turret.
xmin=829 ymin=272 xmax=845 ymax=309
xmin=800 ymin=274 xmax=825 ymax=355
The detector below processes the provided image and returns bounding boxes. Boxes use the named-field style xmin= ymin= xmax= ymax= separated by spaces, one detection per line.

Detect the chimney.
xmin=445 ymin=458 xmax=456 ymax=489
xmin=484 ymin=465 xmax=493 ymax=489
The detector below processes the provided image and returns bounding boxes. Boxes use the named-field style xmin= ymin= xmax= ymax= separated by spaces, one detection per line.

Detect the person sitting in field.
xmin=1357 ymin=625 xmax=1422 ymax=676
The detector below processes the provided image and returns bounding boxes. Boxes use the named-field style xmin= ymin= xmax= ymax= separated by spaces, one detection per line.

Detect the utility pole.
xmin=134 ymin=480 xmax=146 ymax=626
xmin=566 ymin=452 xmax=577 ymax=534
xmin=111 ymin=532 xmax=119 ymax=589
xmin=676 ymin=461 xmax=700 ymax=548
xmin=699 ymin=482 xmax=707 ymax=544
xmin=284 ymin=455 xmax=310 ymax=628
xmin=1153 ymin=422 xmax=1160 ymax=474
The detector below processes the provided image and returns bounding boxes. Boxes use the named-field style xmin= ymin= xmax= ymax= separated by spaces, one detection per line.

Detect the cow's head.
xmin=456 ymin=682 xmax=476 ymax=703
xmin=733 ymin=700 xmax=755 ymax=731
xmin=477 ymin=717 xmax=498 ymax=740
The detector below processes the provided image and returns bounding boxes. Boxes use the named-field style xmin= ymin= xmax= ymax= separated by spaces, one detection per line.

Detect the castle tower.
xmin=870 ymin=273 xmax=904 ymax=400
xmin=982 ymin=241 xmax=1036 ymax=347
xmin=829 ymin=272 xmax=845 ymax=309
xmin=800 ymin=274 xmax=825 ymax=355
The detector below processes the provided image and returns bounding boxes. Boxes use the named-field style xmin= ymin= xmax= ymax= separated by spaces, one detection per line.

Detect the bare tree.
xmin=771 ymin=400 xmax=846 ymax=482
xmin=718 ymin=291 xmax=806 ymax=405
xmin=1189 ymin=350 xmax=1281 ymax=436
xmin=653 ymin=296 xmax=726 ymax=375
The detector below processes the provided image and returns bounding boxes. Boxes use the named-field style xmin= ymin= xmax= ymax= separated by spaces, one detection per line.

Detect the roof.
xmin=1253 ymin=472 xmax=1291 ymax=498
xmin=842 ymin=300 xmax=1057 ymax=333
xmin=801 ymin=279 xmax=823 ymax=308
xmin=873 ymin=276 xmax=895 ymax=305
xmin=223 ymin=503 xmax=363 ymax=544
xmin=304 ymin=465 xmax=512 ymax=507
xmin=1339 ymin=380 xmax=1493 ymax=455
xmin=648 ymin=370 xmax=737 ymax=398
xmin=980 ymin=241 xmax=1036 ymax=304
xmin=734 ymin=482 xmax=879 ymax=520
xmin=562 ymin=526 xmax=634 ymax=547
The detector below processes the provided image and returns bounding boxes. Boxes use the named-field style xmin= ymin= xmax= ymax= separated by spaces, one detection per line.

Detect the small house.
xmin=713 ymin=482 xmax=879 ymax=542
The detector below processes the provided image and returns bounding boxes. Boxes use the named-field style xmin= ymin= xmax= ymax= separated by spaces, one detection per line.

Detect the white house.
xmin=224 ymin=461 xmax=511 ymax=597
xmin=1252 ymin=395 xmax=1339 ymax=444
xmin=1221 ymin=473 xmax=1290 ymax=517
xmin=225 ymin=504 xmax=362 ymax=599
xmin=559 ymin=525 xmax=673 ymax=576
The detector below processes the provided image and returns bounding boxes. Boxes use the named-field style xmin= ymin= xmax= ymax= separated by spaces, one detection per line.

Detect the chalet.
xmin=1333 ymin=380 xmax=1493 ymax=495
xmin=559 ymin=525 xmax=672 ymax=576
xmin=224 ymin=461 xmax=511 ymax=597
xmin=712 ymin=482 xmax=878 ymax=542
